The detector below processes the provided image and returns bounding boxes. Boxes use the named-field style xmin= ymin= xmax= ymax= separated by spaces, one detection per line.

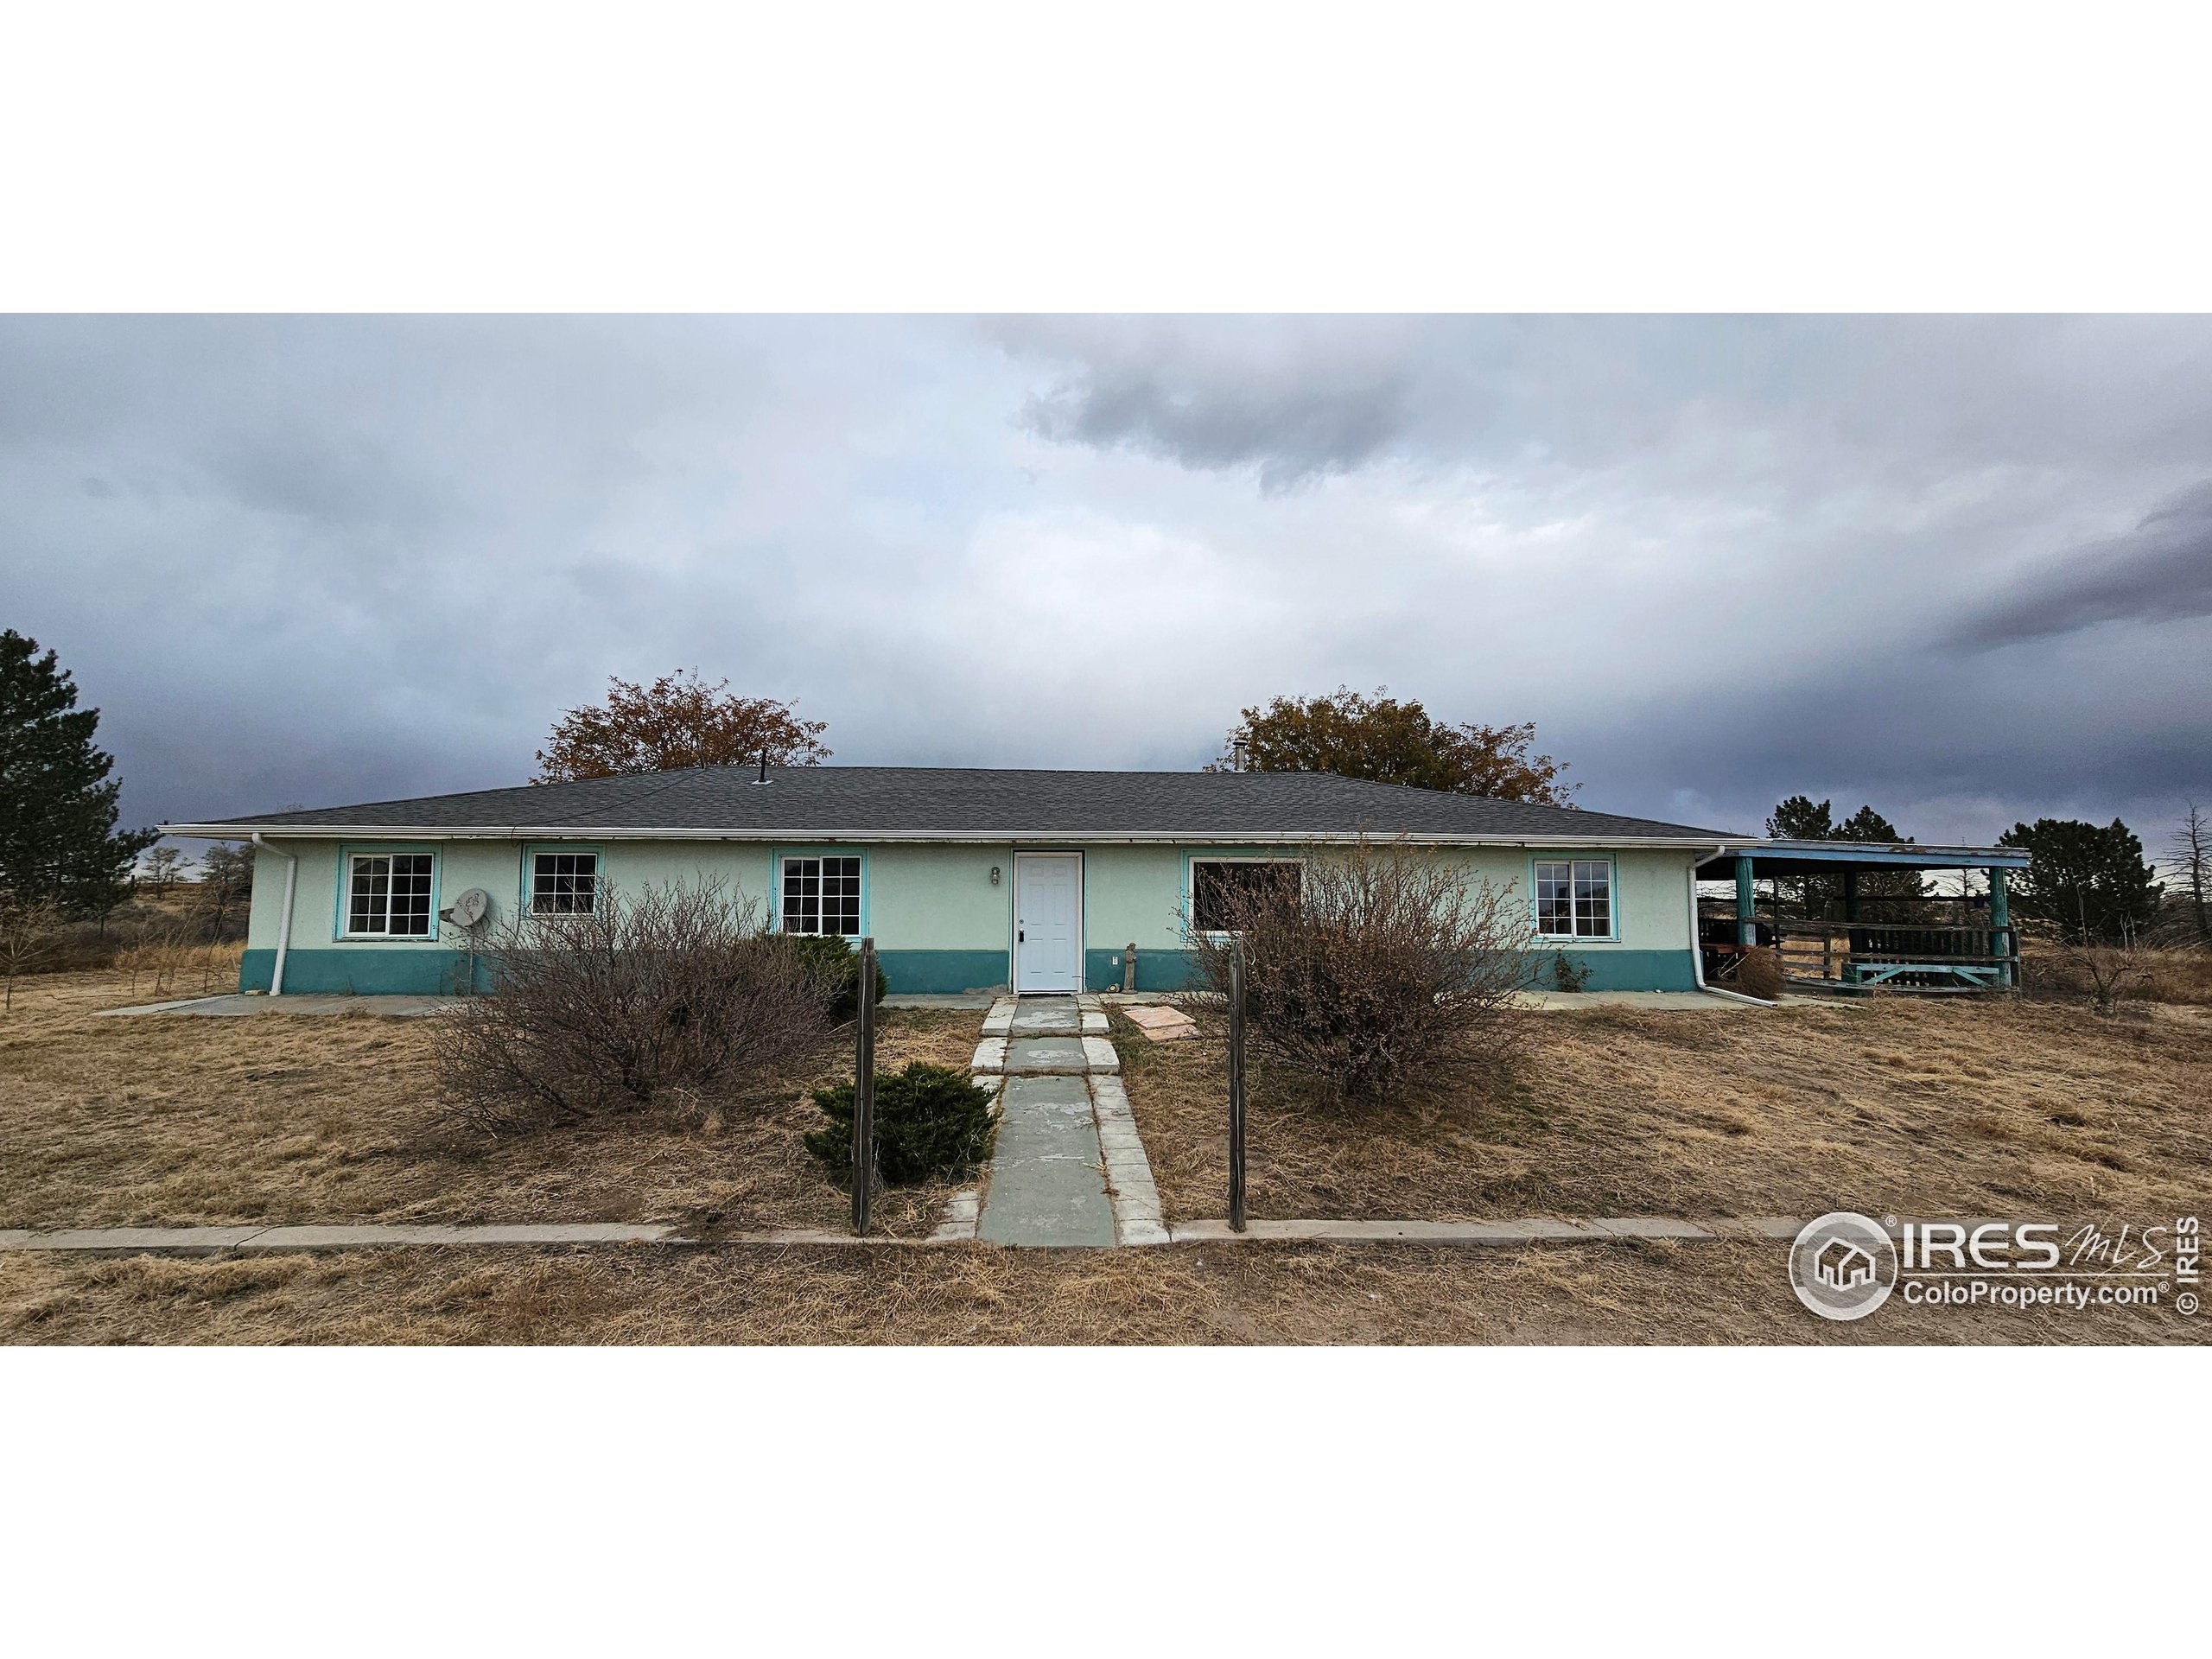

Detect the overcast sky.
xmin=3 ymin=315 xmax=2208 ymax=849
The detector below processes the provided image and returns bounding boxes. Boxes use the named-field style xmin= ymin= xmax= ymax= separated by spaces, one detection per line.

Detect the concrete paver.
xmin=1002 ymin=1035 xmax=1091 ymax=1075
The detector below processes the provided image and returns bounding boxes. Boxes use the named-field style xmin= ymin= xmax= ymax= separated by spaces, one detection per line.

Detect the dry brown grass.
xmin=0 ymin=971 xmax=982 ymax=1237
xmin=1114 ymin=997 xmax=2212 ymax=1226
xmin=1 ymin=1237 xmax=2195 ymax=1345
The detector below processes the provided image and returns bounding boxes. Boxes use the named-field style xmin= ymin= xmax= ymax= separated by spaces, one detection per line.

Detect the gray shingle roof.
xmin=171 ymin=766 xmax=1739 ymax=843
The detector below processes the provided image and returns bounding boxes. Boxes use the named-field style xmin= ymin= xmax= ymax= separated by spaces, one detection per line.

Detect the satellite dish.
xmin=442 ymin=887 xmax=492 ymax=928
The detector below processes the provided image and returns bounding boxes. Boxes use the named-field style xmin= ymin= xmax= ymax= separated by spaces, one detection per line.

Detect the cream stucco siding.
xmin=238 ymin=835 xmax=1702 ymax=995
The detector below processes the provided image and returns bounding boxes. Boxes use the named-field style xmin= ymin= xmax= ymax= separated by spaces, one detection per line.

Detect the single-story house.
xmin=172 ymin=766 xmax=1748 ymax=996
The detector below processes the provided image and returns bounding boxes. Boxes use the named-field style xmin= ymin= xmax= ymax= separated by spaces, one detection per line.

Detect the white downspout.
xmin=1693 ymin=844 xmax=1776 ymax=1007
xmin=251 ymin=831 xmax=296 ymax=1000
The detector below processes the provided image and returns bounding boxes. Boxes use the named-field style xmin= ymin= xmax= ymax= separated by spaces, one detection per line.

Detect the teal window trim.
xmin=1180 ymin=847 xmax=1306 ymax=940
xmin=1528 ymin=851 xmax=1621 ymax=944
xmin=770 ymin=846 xmax=869 ymax=939
xmin=520 ymin=842 xmax=606 ymax=918
xmin=333 ymin=842 xmax=442 ymax=943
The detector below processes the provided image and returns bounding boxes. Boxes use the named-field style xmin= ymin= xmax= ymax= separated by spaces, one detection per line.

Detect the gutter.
xmin=168 ymin=823 xmax=1741 ymax=850
xmin=251 ymin=836 xmax=298 ymax=995
xmin=1690 ymin=843 xmax=1776 ymax=1007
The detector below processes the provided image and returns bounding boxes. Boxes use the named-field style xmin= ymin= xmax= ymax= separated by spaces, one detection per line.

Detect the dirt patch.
xmin=0 ymin=1237 xmax=2195 ymax=1345
xmin=0 ymin=972 xmax=980 ymax=1236
xmin=1112 ymin=997 xmax=2212 ymax=1226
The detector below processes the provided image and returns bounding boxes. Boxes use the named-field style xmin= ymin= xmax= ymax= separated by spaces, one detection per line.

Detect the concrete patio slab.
xmin=1516 ymin=990 xmax=1783 ymax=1012
xmin=96 ymin=993 xmax=456 ymax=1018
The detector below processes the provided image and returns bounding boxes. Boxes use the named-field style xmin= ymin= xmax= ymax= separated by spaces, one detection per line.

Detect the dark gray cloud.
xmin=1950 ymin=480 xmax=2212 ymax=648
xmin=3 ymin=315 xmax=2208 ymax=855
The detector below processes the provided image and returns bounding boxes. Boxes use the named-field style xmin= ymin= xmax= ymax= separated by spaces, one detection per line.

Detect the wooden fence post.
xmin=1228 ymin=937 xmax=1247 ymax=1234
xmin=852 ymin=936 xmax=877 ymax=1236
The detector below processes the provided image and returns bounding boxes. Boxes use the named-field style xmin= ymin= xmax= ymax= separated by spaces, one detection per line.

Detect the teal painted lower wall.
xmin=1081 ymin=947 xmax=1699 ymax=993
xmin=1085 ymin=947 xmax=1198 ymax=992
xmin=244 ymin=944 xmax=1700 ymax=998
xmin=242 ymin=946 xmax=1012 ymax=998
xmin=1537 ymin=949 xmax=1700 ymax=993
xmin=878 ymin=949 xmax=1009 ymax=995
xmin=240 ymin=948 xmax=489 ymax=995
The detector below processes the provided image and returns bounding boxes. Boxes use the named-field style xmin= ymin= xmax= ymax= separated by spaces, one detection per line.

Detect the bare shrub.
xmin=2023 ymin=940 xmax=2154 ymax=1015
xmin=1 ymin=899 xmax=65 ymax=1013
xmin=1732 ymin=945 xmax=1786 ymax=1001
xmin=433 ymin=879 xmax=835 ymax=1134
xmin=1185 ymin=838 xmax=1534 ymax=1100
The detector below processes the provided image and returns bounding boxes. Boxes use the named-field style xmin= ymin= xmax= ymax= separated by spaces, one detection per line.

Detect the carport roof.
xmin=1696 ymin=838 xmax=2029 ymax=877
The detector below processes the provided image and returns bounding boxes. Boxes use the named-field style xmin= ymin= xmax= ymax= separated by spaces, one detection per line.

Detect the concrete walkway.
xmin=971 ymin=994 xmax=1166 ymax=1248
xmin=0 ymin=1216 xmax=1809 ymax=1253
xmin=976 ymin=1075 xmax=1118 ymax=1247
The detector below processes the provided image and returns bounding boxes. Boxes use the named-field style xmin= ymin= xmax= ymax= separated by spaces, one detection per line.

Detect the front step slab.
xmin=1002 ymin=1035 xmax=1096 ymax=1076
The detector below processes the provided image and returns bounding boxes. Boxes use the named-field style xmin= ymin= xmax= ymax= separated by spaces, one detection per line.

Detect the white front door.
xmin=1014 ymin=853 xmax=1083 ymax=994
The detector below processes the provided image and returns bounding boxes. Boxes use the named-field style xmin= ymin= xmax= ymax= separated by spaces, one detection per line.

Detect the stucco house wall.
xmin=239 ymin=836 xmax=1702 ymax=995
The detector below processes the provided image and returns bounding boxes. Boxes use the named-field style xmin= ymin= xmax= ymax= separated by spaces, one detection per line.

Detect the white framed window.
xmin=531 ymin=850 xmax=599 ymax=915
xmin=1535 ymin=859 xmax=1613 ymax=938
xmin=1191 ymin=858 xmax=1302 ymax=933
xmin=346 ymin=852 xmax=435 ymax=938
xmin=781 ymin=855 xmax=861 ymax=937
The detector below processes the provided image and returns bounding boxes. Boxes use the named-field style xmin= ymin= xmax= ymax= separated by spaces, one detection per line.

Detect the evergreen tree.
xmin=1763 ymin=796 xmax=1923 ymax=914
xmin=1997 ymin=817 xmax=2162 ymax=944
xmin=0 ymin=629 xmax=160 ymax=919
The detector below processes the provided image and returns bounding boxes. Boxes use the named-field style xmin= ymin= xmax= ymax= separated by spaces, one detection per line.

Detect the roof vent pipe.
xmin=756 ymin=749 xmax=769 ymax=784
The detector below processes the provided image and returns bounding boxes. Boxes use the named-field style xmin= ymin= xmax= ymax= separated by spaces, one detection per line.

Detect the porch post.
xmin=1841 ymin=871 xmax=1861 ymax=985
xmin=1988 ymin=868 xmax=2014 ymax=988
xmin=1734 ymin=855 xmax=1756 ymax=948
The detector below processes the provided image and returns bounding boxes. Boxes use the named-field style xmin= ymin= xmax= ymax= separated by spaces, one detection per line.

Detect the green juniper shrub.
xmin=783 ymin=931 xmax=888 ymax=1020
xmin=804 ymin=1061 xmax=999 ymax=1184
xmin=1550 ymin=951 xmax=1592 ymax=993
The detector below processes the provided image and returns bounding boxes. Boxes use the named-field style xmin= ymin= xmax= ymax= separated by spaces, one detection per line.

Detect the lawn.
xmin=0 ymin=972 xmax=981 ymax=1239
xmin=1111 ymin=996 xmax=2212 ymax=1228
xmin=5 ymin=970 xmax=2208 ymax=1347
xmin=0 ymin=1236 xmax=2196 ymax=1345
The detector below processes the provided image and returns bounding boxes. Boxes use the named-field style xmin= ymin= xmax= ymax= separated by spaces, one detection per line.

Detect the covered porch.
xmin=1694 ymin=840 xmax=2031 ymax=995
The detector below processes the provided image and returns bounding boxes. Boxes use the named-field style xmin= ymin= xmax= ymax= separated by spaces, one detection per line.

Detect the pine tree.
xmin=0 ymin=630 xmax=160 ymax=919
xmin=1997 ymin=817 xmax=2163 ymax=944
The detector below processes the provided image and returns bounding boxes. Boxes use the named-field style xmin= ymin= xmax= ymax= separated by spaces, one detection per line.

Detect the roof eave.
xmin=166 ymin=822 xmax=1742 ymax=849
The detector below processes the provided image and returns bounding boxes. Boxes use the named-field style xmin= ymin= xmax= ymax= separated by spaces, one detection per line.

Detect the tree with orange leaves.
xmin=534 ymin=671 xmax=831 ymax=782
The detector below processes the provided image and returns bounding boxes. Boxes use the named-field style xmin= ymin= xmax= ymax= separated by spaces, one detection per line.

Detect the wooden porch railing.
xmin=1772 ymin=920 xmax=2018 ymax=991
